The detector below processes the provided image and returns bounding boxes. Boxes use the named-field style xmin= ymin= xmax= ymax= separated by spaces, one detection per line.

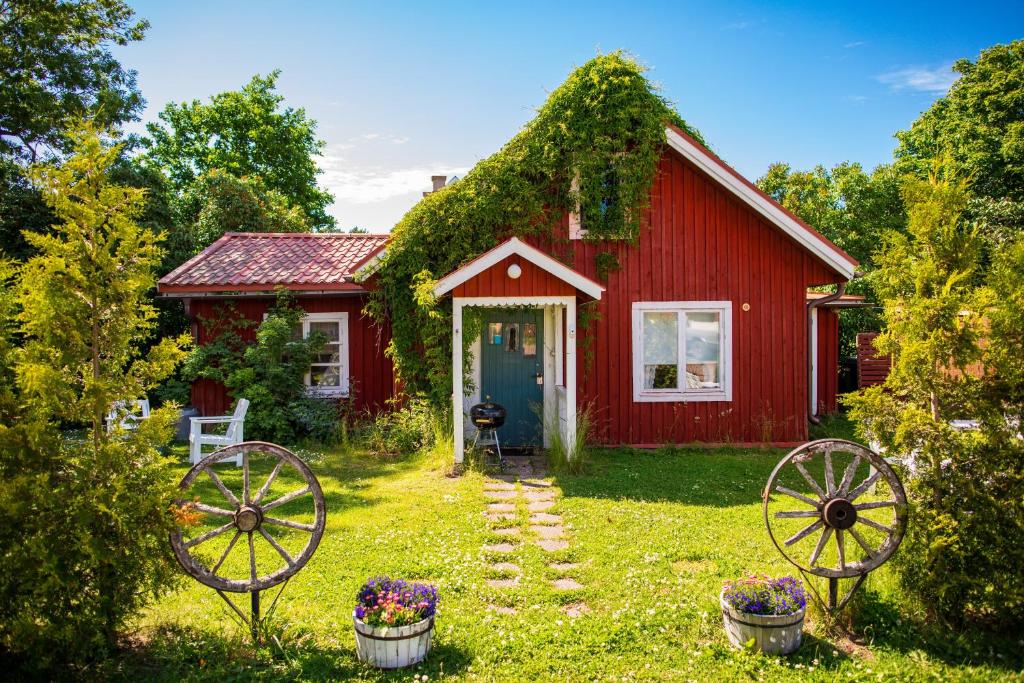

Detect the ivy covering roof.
xmin=367 ymin=52 xmax=706 ymax=403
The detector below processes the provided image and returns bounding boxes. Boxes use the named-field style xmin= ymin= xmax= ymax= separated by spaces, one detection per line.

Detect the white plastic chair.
xmin=189 ymin=398 xmax=249 ymax=467
xmin=105 ymin=399 xmax=150 ymax=432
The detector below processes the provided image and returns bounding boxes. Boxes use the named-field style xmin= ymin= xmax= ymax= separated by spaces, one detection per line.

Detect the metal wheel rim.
xmin=169 ymin=441 xmax=326 ymax=593
xmin=762 ymin=438 xmax=907 ymax=579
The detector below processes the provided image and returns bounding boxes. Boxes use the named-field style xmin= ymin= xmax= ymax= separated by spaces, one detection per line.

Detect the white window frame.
xmin=631 ymin=301 xmax=732 ymax=403
xmin=297 ymin=311 xmax=350 ymax=396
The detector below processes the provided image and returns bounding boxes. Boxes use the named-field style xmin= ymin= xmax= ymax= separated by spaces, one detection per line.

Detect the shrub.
xmin=290 ymin=394 xmax=348 ymax=444
xmin=722 ymin=575 xmax=807 ymax=616
xmin=355 ymin=577 xmax=438 ymax=627
xmin=847 ymin=174 xmax=1024 ymax=628
xmin=364 ymin=399 xmax=436 ymax=457
xmin=0 ymin=127 xmax=188 ymax=669
xmin=183 ymin=292 xmax=329 ymax=443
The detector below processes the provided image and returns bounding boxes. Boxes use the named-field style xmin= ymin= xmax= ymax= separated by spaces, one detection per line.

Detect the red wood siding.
xmin=527 ymin=149 xmax=844 ymax=444
xmin=815 ymin=309 xmax=839 ymax=415
xmin=188 ymin=294 xmax=394 ymax=416
xmin=452 ymin=255 xmax=575 ymax=298
xmin=857 ymin=332 xmax=890 ymax=389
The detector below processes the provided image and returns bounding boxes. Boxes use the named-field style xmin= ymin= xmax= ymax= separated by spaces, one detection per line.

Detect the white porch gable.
xmin=432 ymin=237 xmax=604 ymax=464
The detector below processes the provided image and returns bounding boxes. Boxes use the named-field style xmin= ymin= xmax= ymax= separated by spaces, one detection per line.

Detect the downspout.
xmin=807 ymin=277 xmax=855 ymax=424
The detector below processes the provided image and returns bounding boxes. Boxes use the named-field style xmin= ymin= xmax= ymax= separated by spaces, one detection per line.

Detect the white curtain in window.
xmin=642 ymin=312 xmax=677 ymax=364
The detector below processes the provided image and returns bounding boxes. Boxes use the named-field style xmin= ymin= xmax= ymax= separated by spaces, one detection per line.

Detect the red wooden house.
xmin=159 ymin=125 xmax=856 ymax=458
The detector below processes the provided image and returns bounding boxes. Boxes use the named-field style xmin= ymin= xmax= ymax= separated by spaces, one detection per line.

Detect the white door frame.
xmin=452 ymin=296 xmax=577 ymax=463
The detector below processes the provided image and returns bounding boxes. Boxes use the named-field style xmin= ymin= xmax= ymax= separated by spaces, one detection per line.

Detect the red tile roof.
xmin=158 ymin=232 xmax=388 ymax=294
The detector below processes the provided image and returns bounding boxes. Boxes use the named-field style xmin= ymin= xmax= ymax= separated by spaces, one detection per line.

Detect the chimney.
xmin=431 ymin=175 xmax=447 ymax=192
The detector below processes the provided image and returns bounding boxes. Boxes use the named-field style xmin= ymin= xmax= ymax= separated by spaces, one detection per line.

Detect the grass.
xmin=102 ymin=435 xmax=1023 ymax=681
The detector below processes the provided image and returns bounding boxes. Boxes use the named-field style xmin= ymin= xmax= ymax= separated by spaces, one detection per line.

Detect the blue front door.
xmin=480 ymin=308 xmax=544 ymax=447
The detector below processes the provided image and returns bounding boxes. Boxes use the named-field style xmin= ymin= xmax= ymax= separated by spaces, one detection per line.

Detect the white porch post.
xmin=565 ymin=297 xmax=578 ymax=456
xmin=452 ymin=299 xmax=465 ymax=464
xmin=542 ymin=305 xmax=556 ymax=448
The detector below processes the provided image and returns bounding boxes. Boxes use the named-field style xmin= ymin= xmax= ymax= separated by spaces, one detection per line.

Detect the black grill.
xmin=470 ymin=400 xmax=507 ymax=429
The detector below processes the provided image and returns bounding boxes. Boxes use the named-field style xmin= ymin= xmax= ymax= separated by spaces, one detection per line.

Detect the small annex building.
xmin=160 ymin=127 xmax=857 ymax=456
xmin=158 ymin=232 xmax=394 ymax=416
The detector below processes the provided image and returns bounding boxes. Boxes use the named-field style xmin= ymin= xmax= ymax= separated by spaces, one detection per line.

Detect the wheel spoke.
xmin=243 ymin=454 xmax=251 ymax=504
xmin=838 ymin=456 xmax=862 ymax=495
xmin=847 ymin=526 xmax=876 ymax=559
xmin=264 ymin=516 xmax=316 ymax=532
xmin=793 ymin=463 xmax=827 ymax=500
xmin=212 ymin=531 xmax=242 ymax=575
xmin=836 ymin=530 xmax=846 ymax=570
xmin=823 ymin=448 xmax=836 ymax=495
xmin=259 ymin=527 xmax=295 ymax=566
xmin=855 ymin=500 xmax=898 ymax=510
xmin=847 ymin=470 xmax=883 ymax=501
xmin=784 ymin=519 xmax=824 ymax=547
xmin=192 ymin=502 xmax=234 ymax=518
xmin=809 ymin=526 xmax=834 ymax=567
xmin=185 ymin=521 xmax=235 ymax=549
xmin=204 ymin=467 xmax=240 ymax=507
xmin=248 ymin=531 xmax=257 ymax=583
xmin=775 ymin=485 xmax=822 ymax=508
xmin=774 ymin=509 xmax=820 ymax=518
xmin=856 ymin=516 xmax=893 ymax=535
xmin=262 ymin=486 xmax=311 ymax=512
xmin=253 ymin=460 xmax=285 ymax=505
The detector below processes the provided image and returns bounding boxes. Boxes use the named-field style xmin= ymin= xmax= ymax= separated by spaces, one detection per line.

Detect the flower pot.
xmin=353 ymin=611 xmax=434 ymax=669
xmin=720 ymin=590 xmax=804 ymax=655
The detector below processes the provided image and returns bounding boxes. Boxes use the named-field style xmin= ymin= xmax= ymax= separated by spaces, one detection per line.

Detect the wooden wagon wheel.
xmin=763 ymin=439 xmax=907 ymax=581
xmin=170 ymin=441 xmax=326 ymax=594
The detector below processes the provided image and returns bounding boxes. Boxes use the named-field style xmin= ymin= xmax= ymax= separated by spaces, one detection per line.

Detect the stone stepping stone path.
xmin=480 ymin=461 xmax=590 ymax=616
xmin=551 ymin=577 xmax=584 ymax=591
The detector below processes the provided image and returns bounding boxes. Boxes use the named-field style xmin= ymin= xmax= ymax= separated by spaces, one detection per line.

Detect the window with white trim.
xmin=631 ymin=302 xmax=732 ymax=402
xmin=291 ymin=312 xmax=349 ymax=394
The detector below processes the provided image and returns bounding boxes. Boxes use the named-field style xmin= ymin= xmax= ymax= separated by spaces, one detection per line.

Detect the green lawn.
xmin=107 ymin=442 xmax=1023 ymax=682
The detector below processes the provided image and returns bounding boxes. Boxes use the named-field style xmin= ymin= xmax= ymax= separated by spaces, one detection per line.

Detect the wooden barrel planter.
xmin=720 ymin=590 xmax=804 ymax=655
xmin=353 ymin=612 xmax=434 ymax=669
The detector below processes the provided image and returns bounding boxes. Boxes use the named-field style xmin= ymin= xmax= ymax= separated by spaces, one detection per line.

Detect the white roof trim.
xmin=353 ymin=248 xmax=386 ymax=282
xmin=664 ymin=127 xmax=857 ymax=280
xmin=432 ymin=237 xmax=604 ymax=299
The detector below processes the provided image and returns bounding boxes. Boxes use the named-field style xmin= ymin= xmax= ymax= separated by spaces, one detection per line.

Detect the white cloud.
xmin=721 ymin=21 xmax=751 ymax=30
xmin=843 ymin=95 xmax=868 ymax=105
xmin=320 ymin=150 xmax=469 ymax=205
xmin=843 ymin=41 xmax=865 ymax=49
xmin=876 ymin=63 xmax=956 ymax=93
xmin=355 ymin=132 xmax=410 ymax=145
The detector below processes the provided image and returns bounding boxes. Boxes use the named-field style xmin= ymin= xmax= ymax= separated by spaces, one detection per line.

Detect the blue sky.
xmin=114 ymin=1 xmax=1023 ymax=232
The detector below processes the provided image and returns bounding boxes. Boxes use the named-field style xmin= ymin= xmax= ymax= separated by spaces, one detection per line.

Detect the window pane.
xmin=291 ymin=324 xmax=303 ymax=341
xmin=309 ymin=321 xmax=340 ymax=342
xmin=310 ymin=365 xmax=340 ymax=387
xmin=643 ymin=311 xmax=678 ymax=390
xmin=522 ymin=323 xmax=537 ymax=357
xmin=685 ymin=312 xmax=721 ymax=388
xmin=488 ymin=322 xmax=503 ymax=345
xmin=643 ymin=312 xmax=677 ymax=364
xmin=315 ymin=343 xmax=340 ymax=364
xmin=645 ymin=364 xmax=678 ymax=389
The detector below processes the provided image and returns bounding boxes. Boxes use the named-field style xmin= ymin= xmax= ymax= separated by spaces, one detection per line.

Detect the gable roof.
xmin=664 ymin=124 xmax=859 ymax=280
xmin=432 ymin=237 xmax=605 ymax=300
xmin=158 ymin=232 xmax=388 ymax=295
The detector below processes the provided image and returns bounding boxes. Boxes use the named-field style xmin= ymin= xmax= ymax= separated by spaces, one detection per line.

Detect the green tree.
xmin=145 ymin=71 xmax=335 ymax=231
xmin=847 ymin=173 xmax=1024 ymax=628
xmin=166 ymin=168 xmax=308 ymax=269
xmin=895 ymin=41 xmax=1024 ymax=204
xmin=0 ymin=125 xmax=190 ymax=669
xmin=757 ymin=161 xmax=906 ymax=356
xmin=0 ymin=0 xmax=147 ymax=162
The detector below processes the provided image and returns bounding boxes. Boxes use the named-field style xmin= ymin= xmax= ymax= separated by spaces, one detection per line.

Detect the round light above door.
xmin=507 ymin=263 xmax=522 ymax=279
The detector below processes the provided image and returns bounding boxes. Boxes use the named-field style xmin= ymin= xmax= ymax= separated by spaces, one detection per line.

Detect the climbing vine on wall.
xmin=366 ymin=52 xmax=705 ymax=405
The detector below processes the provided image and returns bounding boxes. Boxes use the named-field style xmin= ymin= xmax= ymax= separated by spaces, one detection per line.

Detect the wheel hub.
xmin=234 ymin=505 xmax=263 ymax=532
xmin=822 ymin=498 xmax=857 ymax=530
